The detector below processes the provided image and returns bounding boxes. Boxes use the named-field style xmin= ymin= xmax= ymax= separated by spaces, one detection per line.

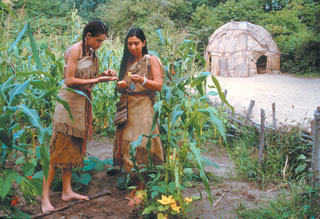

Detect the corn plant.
xmin=128 ymin=30 xmax=233 ymax=218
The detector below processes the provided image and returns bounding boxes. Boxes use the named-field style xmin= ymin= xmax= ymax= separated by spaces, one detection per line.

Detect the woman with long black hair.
xmin=114 ymin=28 xmax=164 ymax=206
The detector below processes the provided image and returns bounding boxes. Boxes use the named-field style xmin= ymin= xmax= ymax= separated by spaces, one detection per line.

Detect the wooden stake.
xmin=258 ymin=109 xmax=265 ymax=169
xmin=245 ymin=100 xmax=255 ymax=124
xmin=31 ymin=189 xmax=111 ymax=218
xmin=312 ymin=106 xmax=320 ymax=188
xmin=272 ymin=103 xmax=277 ymax=129
xmin=213 ymin=192 xmax=226 ymax=207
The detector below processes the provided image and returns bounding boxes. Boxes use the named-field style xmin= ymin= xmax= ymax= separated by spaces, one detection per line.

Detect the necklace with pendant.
xmin=128 ymin=71 xmax=135 ymax=90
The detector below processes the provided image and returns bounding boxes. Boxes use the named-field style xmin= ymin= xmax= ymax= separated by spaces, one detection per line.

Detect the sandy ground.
xmin=207 ymin=73 xmax=320 ymax=130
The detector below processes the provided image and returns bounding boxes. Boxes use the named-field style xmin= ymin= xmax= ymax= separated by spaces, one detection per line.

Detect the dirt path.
xmin=24 ymin=137 xmax=281 ymax=219
xmin=208 ymin=74 xmax=320 ymax=130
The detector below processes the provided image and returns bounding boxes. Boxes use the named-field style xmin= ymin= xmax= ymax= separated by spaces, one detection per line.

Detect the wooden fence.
xmin=213 ymin=91 xmax=319 ymax=188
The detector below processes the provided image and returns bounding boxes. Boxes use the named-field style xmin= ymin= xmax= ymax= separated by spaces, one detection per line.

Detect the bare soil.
xmin=19 ymin=136 xmax=282 ymax=219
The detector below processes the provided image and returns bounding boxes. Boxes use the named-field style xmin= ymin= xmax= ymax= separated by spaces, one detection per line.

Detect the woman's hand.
xmin=117 ymin=80 xmax=127 ymax=88
xmin=100 ymin=69 xmax=116 ymax=77
xmin=98 ymin=76 xmax=118 ymax=82
xmin=130 ymin=74 xmax=144 ymax=84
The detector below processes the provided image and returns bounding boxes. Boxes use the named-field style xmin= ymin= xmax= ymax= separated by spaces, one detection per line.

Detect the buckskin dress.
xmin=113 ymin=54 xmax=164 ymax=174
xmin=49 ymin=50 xmax=98 ymax=168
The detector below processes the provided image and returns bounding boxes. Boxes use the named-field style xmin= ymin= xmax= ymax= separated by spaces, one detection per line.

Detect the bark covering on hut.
xmin=206 ymin=21 xmax=281 ymax=77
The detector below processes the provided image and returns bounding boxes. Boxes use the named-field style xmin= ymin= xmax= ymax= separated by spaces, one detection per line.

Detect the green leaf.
xmin=8 ymin=81 xmax=30 ymax=106
xmin=190 ymin=143 xmax=213 ymax=204
xmin=130 ymin=134 xmax=143 ymax=157
xmin=211 ymin=75 xmax=234 ymax=113
xmin=64 ymin=87 xmax=92 ymax=105
xmin=21 ymin=163 xmax=36 ymax=176
xmin=198 ymin=108 xmax=226 ymax=141
xmin=167 ymin=182 xmax=176 ymax=194
xmin=16 ymin=71 xmax=56 ymax=84
xmin=182 ymin=180 xmax=193 ymax=188
xmin=0 ymin=128 xmax=12 ymax=147
xmin=40 ymin=144 xmax=49 ymax=180
xmin=32 ymin=171 xmax=43 ymax=179
xmin=151 ymin=191 xmax=159 ymax=199
xmin=170 ymin=107 xmax=184 ymax=126
xmin=8 ymin=23 xmax=28 ymax=54
xmin=203 ymin=156 xmax=219 ymax=169
xmin=0 ymin=174 xmax=13 ymax=201
xmin=56 ymin=96 xmax=73 ymax=122
xmin=27 ymin=23 xmax=43 ymax=71
xmin=0 ymin=75 xmax=14 ymax=104
xmin=297 ymin=154 xmax=307 ymax=160
xmin=142 ymin=206 xmax=156 ymax=215
xmin=72 ymin=172 xmax=92 ymax=185
xmin=191 ymin=72 xmax=211 ymax=87
xmin=295 ymin=164 xmax=307 ymax=174
xmin=156 ymin=29 xmax=165 ymax=45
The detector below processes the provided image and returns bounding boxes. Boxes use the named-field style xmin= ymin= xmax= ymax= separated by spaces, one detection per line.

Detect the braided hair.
xmin=82 ymin=20 xmax=107 ymax=59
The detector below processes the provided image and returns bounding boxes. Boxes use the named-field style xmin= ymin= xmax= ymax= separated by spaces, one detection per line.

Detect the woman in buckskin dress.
xmin=115 ymin=28 xmax=164 ymax=206
xmin=41 ymin=20 xmax=118 ymax=213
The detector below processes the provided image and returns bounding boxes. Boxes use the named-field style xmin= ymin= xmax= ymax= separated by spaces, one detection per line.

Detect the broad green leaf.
xmin=27 ymin=23 xmax=43 ymax=71
xmin=16 ymin=71 xmax=55 ymax=84
xmin=156 ymin=29 xmax=165 ymax=45
xmin=0 ymin=174 xmax=13 ymax=201
xmin=71 ymin=172 xmax=92 ymax=185
xmin=130 ymin=134 xmax=143 ymax=157
xmin=151 ymin=191 xmax=159 ymax=199
xmin=40 ymin=144 xmax=49 ymax=180
xmin=32 ymin=171 xmax=43 ymax=179
xmin=21 ymin=163 xmax=36 ymax=176
xmin=168 ymin=182 xmax=176 ymax=194
xmin=142 ymin=206 xmax=156 ymax=215
xmin=203 ymin=156 xmax=219 ymax=169
xmin=170 ymin=107 xmax=184 ymax=126
xmin=64 ymin=87 xmax=92 ymax=105
xmin=8 ymin=23 xmax=28 ymax=54
xmin=13 ymin=129 xmax=25 ymax=143
xmin=198 ymin=108 xmax=226 ymax=141
xmin=190 ymin=143 xmax=213 ymax=204
xmin=0 ymin=75 xmax=14 ymax=104
xmin=0 ymin=128 xmax=12 ymax=147
xmin=56 ymin=96 xmax=73 ymax=121
xmin=35 ymin=87 xmax=59 ymax=99
xmin=211 ymin=75 xmax=234 ymax=113
xmin=191 ymin=72 xmax=211 ymax=87
xmin=8 ymin=81 xmax=30 ymax=106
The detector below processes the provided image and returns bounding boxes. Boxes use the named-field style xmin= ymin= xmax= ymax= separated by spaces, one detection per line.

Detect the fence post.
xmin=312 ymin=106 xmax=320 ymax=188
xmin=245 ymin=100 xmax=255 ymax=124
xmin=258 ymin=109 xmax=265 ymax=170
xmin=272 ymin=103 xmax=277 ymax=129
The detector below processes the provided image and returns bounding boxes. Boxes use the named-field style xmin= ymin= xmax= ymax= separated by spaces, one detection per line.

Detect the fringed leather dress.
xmin=113 ymin=55 xmax=164 ymax=174
xmin=49 ymin=51 xmax=98 ymax=168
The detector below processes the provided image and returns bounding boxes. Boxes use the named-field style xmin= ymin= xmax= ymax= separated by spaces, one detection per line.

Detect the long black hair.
xmin=118 ymin=28 xmax=148 ymax=81
xmin=82 ymin=20 xmax=107 ymax=58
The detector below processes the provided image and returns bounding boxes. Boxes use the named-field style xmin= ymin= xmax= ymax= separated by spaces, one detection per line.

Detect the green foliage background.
xmin=9 ymin=0 xmax=320 ymax=76
xmin=1 ymin=0 xmax=319 ymax=217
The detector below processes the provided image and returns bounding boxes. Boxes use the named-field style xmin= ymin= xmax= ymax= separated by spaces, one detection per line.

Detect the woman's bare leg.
xmin=41 ymin=165 xmax=56 ymax=213
xmin=61 ymin=168 xmax=89 ymax=201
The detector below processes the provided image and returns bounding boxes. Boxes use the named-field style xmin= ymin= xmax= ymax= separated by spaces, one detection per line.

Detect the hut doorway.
xmin=257 ymin=55 xmax=267 ymax=74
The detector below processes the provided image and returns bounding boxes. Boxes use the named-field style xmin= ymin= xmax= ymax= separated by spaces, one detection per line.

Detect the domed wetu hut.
xmin=206 ymin=21 xmax=280 ymax=77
